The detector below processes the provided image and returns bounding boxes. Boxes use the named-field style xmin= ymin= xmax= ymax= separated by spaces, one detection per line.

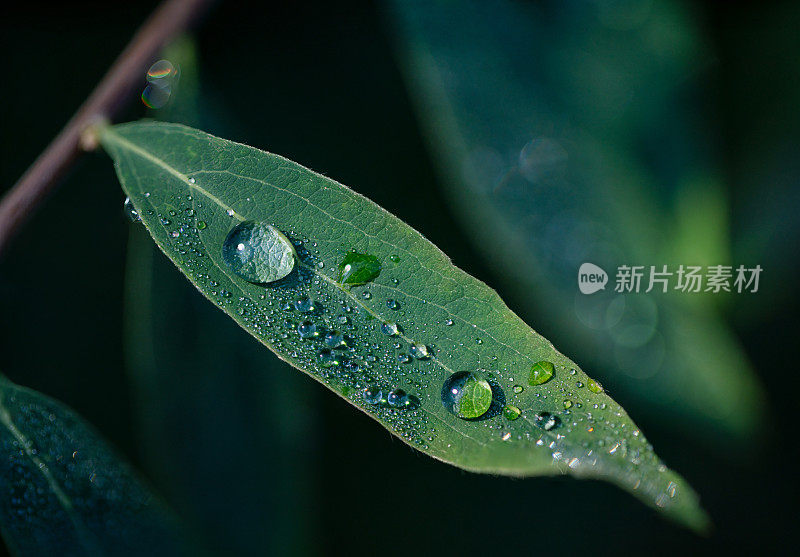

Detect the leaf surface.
xmin=100 ymin=121 xmax=709 ymax=531
xmin=0 ymin=374 xmax=193 ymax=556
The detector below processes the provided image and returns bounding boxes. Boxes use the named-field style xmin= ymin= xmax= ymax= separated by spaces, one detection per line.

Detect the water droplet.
xmin=337 ymin=251 xmax=381 ymax=285
xmin=293 ymin=297 xmax=315 ymax=312
xmin=389 ymin=254 xmax=400 ymax=263
xmin=445 ymin=319 xmax=454 ymax=326
xmin=221 ymin=221 xmax=296 ymax=284
xmin=533 ymin=412 xmax=561 ymax=431
xmin=318 ymin=349 xmax=340 ymax=367
xmin=197 ymin=221 xmax=207 ymax=230
xmin=386 ymin=299 xmax=400 ymax=310
xmin=587 ymin=378 xmax=604 ymax=393
xmin=503 ymin=405 xmax=521 ymax=420
xmin=563 ymin=400 xmax=573 ymax=409
xmin=363 ymin=385 xmax=383 ymax=405
xmin=398 ymin=354 xmax=411 ymax=364
xmin=410 ymin=344 xmax=430 ymax=360
xmin=381 ymin=322 xmax=399 ymax=336
xmin=361 ymin=292 xmax=372 ymax=300
xmin=441 ymin=371 xmax=493 ymax=419
xmin=298 ymin=320 xmax=318 ymax=339
xmin=188 ymin=177 xmax=196 ymax=184
xmin=324 ymin=330 xmax=346 ymax=348
xmin=387 ymin=389 xmax=408 ymax=407
xmin=123 ymin=197 xmax=141 ymax=223
xmin=513 ymin=385 xmax=524 ymax=394
xmin=529 ymin=361 xmax=554 ymax=385
xmin=226 ymin=209 xmax=235 ymax=217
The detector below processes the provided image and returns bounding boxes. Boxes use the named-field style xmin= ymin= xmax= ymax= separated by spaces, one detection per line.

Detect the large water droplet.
xmin=221 ymin=221 xmax=296 ymax=283
xmin=337 ymin=251 xmax=381 ymax=285
xmin=529 ymin=360 xmax=555 ymax=385
xmin=441 ymin=371 xmax=493 ymax=419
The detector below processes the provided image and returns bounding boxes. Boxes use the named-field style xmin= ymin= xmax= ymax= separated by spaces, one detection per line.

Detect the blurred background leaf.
xmin=387 ymin=0 xmax=765 ymax=443
xmin=0 ymin=374 xmax=196 ymax=556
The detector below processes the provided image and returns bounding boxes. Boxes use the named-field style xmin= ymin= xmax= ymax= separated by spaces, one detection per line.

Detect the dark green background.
xmin=1 ymin=1 xmax=797 ymax=554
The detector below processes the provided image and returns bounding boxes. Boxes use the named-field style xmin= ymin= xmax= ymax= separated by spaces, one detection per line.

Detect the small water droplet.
xmin=188 ymin=177 xmax=196 ymax=184
xmin=294 ymin=297 xmax=315 ymax=312
xmin=298 ymin=320 xmax=318 ymax=339
xmin=533 ymin=412 xmax=561 ymax=431
xmin=318 ymin=349 xmax=340 ymax=367
xmin=445 ymin=319 xmax=454 ymax=326
xmin=197 ymin=221 xmax=207 ymax=230
xmin=389 ymin=254 xmax=400 ymax=263
xmin=529 ymin=361 xmax=555 ymax=385
xmin=398 ymin=354 xmax=411 ymax=364
xmin=386 ymin=299 xmax=400 ymax=310
xmin=587 ymin=379 xmax=604 ymax=393
xmin=337 ymin=252 xmax=381 ymax=285
xmin=513 ymin=385 xmax=524 ymax=394
xmin=563 ymin=400 xmax=573 ymax=409
xmin=363 ymin=385 xmax=383 ymax=405
xmin=381 ymin=322 xmax=399 ymax=336
xmin=324 ymin=330 xmax=346 ymax=348
xmin=387 ymin=389 xmax=408 ymax=407
xmin=410 ymin=344 xmax=430 ymax=360
xmin=441 ymin=371 xmax=493 ymax=419
xmin=221 ymin=221 xmax=296 ymax=283
xmin=503 ymin=405 xmax=521 ymax=420
xmin=361 ymin=292 xmax=372 ymax=300
xmin=123 ymin=197 xmax=141 ymax=223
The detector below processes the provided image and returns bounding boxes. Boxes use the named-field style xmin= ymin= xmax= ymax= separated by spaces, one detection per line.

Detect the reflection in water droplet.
xmin=503 ymin=405 xmax=521 ymax=421
xmin=533 ymin=412 xmax=561 ymax=431
xmin=337 ymin=252 xmax=381 ymax=285
xmin=410 ymin=344 xmax=430 ymax=360
xmin=298 ymin=320 xmax=318 ymax=339
xmin=221 ymin=221 xmax=296 ymax=283
xmin=529 ymin=361 xmax=555 ymax=385
xmin=441 ymin=371 xmax=493 ymax=419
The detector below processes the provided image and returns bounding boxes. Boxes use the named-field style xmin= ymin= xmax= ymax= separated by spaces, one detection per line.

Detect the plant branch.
xmin=0 ymin=0 xmax=215 ymax=260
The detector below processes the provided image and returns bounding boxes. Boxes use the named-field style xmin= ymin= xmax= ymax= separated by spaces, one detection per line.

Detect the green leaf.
xmin=100 ymin=120 xmax=709 ymax=531
xmin=0 ymin=374 xmax=194 ymax=556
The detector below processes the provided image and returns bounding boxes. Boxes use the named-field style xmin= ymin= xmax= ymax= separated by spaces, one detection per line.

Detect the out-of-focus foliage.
xmin=0 ymin=374 xmax=195 ymax=557
xmin=388 ymin=0 xmax=765 ymax=442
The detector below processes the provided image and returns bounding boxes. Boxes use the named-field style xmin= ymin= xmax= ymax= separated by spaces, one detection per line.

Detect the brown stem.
xmin=0 ymin=0 xmax=215 ymax=259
